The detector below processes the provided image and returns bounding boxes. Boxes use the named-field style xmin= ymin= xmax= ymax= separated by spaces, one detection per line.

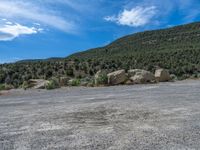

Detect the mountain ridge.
xmin=68 ymin=21 xmax=200 ymax=60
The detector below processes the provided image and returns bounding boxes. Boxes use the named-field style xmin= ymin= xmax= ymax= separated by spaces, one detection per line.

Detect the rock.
xmin=28 ymin=79 xmax=49 ymax=89
xmin=130 ymin=75 xmax=145 ymax=84
xmin=80 ymin=82 xmax=88 ymax=86
xmin=87 ymin=83 xmax=94 ymax=87
xmin=128 ymin=69 xmax=145 ymax=77
xmin=129 ymin=70 xmax=155 ymax=84
xmin=125 ymin=80 xmax=133 ymax=85
xmin=107 ymin=70 xmax=127 ymax=85
xmin=59 ymin=77 xmax=70 ymax=86
xmin=155 ymin=69 xmax=171 ymax=82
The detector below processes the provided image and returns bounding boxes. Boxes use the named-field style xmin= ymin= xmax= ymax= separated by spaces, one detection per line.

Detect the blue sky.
xmin=1 ymin=0 xmax=200 ymax=63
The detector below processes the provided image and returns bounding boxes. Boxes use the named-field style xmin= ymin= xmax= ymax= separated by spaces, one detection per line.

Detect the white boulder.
xmin=107 ymin=70 xmax=127 ymax=85
xmin=155 ymin=69 xmax=171 ymax=82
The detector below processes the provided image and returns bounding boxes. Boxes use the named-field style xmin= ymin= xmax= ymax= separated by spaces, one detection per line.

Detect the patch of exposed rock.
xmin=28 ymin=79 xmax=49 ymax=89
xmin=129 ymin=69 xmax=156 ymax=84
xmin=107 ymin=70 xmax=127 ymax=85
xmin=155 ymin=69 xmax=171 ymax=82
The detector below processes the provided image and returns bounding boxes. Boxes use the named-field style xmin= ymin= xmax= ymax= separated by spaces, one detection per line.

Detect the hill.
xmin=1 ymin=22 xmax=200 ymax=87
xmin=16 ymin=57 xmax=65 ymax=63
xmin=70 ymin=22 xmax=200 ymax=59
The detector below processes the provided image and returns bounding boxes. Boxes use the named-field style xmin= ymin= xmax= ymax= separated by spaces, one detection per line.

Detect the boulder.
xmin=107 ymin=70 xmax=127 ymax=85
xmin=130 ymin=75 xmax=145 ymax=84
xmin=125 ymin=80 xmax=133 ymax=85
xmin=155 ymin=69 xmax=171 ymax=82
xmin=128 ymin=69 xmax=145 ymax=77
xmin=129 ymin=70 xmax=155 ymax=84
xmin=28 ymin=79 xmax=49 ymax=89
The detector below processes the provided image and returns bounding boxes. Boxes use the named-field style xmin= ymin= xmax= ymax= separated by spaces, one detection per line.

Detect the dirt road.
xmin=0 ymin=80 xmax=200 ymax=150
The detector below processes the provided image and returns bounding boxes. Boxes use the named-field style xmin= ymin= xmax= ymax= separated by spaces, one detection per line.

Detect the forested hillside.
xmin=1 ymin=22 xmax=200 ymax=88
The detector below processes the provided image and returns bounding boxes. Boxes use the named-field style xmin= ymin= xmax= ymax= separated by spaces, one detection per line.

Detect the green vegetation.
xmin=0 ymin=22 xmax=200 ymax=89
xmin=22 ymin=81 xmax=29 ymax=90
xmin=45 ymin=78 xmax=60 ymax=90
xmin=0 ymin=84 xmax=13 ymax=91
xmin=68 ymin=79 xmax=81 ymax=86
xmin=95 ymin=72 xmax=108 ymax=86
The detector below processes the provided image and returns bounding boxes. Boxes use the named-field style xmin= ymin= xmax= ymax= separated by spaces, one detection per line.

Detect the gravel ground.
xmin=0 ymin=80 xmax=200 ymax=150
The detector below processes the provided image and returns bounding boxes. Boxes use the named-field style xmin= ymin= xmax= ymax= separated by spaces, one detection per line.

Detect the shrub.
xmin=59 ymin=77 xmax=70 ymax=86
xmin=197 ymin=73 xmax=200 ymax=78
xmin=68 ymin=79 xmax=81 ymax=86
xmin=87 ymin=79 xmax=95 ymax=87
xmin=0 ymin=84 xmax=5 ymax=91
xmin=80 ymin=77 xmax=92 ymax=86
xmin=170 ymin=74 xmax=178 ymax=81
xmin=95 ymin=72 xmax=108 ymax=86
xmin=45 ymin=78 xmax=60 ymax=90
xmin=22 ymin=81 xmax=29 ymax=90
xmin=0 ymin=84 xmax=13 ymax=91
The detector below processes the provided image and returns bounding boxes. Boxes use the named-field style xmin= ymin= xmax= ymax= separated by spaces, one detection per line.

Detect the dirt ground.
xmin=0 ymin=80 xmax=200 ymax=150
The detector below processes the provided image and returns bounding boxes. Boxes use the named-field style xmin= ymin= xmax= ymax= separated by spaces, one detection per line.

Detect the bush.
xmin=59 ymin=77 xmax=70 ymax=86
xmin=95 ymin=72 xmax=108 ymax=86
xmin=170 ymin=74 xmax=178 ymax=81
xmin=22 ymin=81 xmax=29 ymax=90
xmin=0 ymin=84 xmax=13 ymax=91
xmin=45 ymin=78 xmax=60 ymax=90
xmin=0 ymin=84 xmax=5 ymax=91
xmin=197 ymin=73 xmax=200 ymax=78
xmin=80 ymin=77 xmax=92 ymax=86
xmin=68 ymin=79 xmax=81 ymax=86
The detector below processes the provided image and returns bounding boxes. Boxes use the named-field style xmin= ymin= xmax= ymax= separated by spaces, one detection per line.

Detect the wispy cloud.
xmin=0 ymin=0 xmax=200 ymax=41
xmin=45 ymin=0 xmax=91 ymax=12
xmin=0 ymin=0 xmax=77 ymax=33
xmin=105 ymin=6 xmax=157 ymax=27
xmin=0 ymin=20 xmax=42 ymax=41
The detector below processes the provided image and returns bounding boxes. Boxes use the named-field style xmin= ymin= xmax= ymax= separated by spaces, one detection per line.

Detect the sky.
xmin=1 ymin=0 xmax=200 ymax=63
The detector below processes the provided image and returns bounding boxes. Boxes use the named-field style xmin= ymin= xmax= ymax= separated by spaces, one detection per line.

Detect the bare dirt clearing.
xmin=0 ymin=80 xmax=200 ymax=150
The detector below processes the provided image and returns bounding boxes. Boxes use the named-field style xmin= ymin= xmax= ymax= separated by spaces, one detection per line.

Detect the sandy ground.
xmin=0 ymin=80 xmax=200 ymax=150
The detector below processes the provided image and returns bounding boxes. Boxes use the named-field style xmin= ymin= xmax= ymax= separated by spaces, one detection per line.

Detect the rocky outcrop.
xmin=129 ymin=70 xmax=155 ymax=84
xmin=107 ymin=70 xmax=127 ymax=85
xmin=155 ymin=69 xmax=171 ymax=82
xmin=28 ymin=79 xmax=49 ymax=89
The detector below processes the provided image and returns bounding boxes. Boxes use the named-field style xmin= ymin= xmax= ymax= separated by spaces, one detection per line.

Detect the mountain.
xmin=69 ymin=22 xmax=200 ymax=60
xmin=1 ymin=22 xmax=200 ymax=87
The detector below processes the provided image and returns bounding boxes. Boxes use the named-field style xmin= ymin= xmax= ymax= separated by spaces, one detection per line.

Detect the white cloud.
xmin=105 ymin=6 xmax=157 ymax=27
xmin=0 ymin=0 xmax=76 ymax=33
xmin=6 ymin=22 xmax=13 ymax=25
xmin=0 ymin=22 xmax=42 ymax=41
